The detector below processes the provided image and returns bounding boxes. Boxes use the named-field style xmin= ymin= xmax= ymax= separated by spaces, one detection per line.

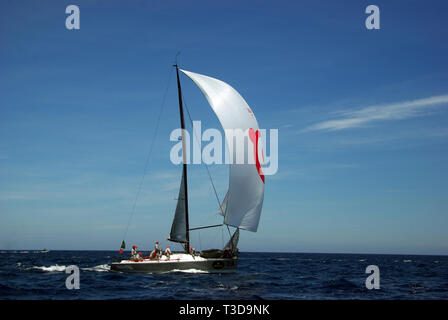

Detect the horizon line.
xmin=2 ymin=249 xmax=447 ymax=257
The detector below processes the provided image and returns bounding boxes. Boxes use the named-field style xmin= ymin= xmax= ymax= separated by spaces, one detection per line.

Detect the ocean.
xmin=0 ymin=251 xmax=447 ymax=300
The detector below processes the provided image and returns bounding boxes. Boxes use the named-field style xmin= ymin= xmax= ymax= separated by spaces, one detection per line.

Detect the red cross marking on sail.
xmin=249 ymin=128 xmax=265 ymax=184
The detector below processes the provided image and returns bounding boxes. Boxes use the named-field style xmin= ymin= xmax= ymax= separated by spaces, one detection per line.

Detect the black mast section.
xmin=174 ymin=64 xmax=190 ymax=253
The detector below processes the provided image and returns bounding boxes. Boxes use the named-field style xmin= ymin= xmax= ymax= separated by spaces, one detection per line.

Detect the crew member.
xmin=165 ymin=246 xmax=172 ymax=260
xmin=155 ymin=241 xmax=162 ymax=258
xmin=131 ymin=245 xmax=138 ymax=260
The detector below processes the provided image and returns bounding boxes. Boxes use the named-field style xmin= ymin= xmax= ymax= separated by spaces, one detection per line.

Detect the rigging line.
xmin=222 ymin=225 xmax=224 ymax=248
xmin=226 ymin=224 xmax=232 ymax=240
xmin=181 ymin=93 xmax=222 ymax=209
xmin=189 ymin=224 xmax=223 ymax=231
xmin=122 ymin=68 xmax=174 ymax=241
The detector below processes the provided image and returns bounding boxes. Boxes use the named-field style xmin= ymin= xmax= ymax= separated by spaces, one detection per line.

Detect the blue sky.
xmin=1 ymin=0 xmax=447 ymax=254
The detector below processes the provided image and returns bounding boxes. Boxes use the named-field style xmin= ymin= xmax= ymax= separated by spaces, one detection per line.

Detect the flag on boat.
xmin=119 ymin=240 xmax=126 ymax=254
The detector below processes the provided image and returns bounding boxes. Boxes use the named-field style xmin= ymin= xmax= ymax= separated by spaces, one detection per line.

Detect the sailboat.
xmin=110 ymin=65 xmax=265 ymax=273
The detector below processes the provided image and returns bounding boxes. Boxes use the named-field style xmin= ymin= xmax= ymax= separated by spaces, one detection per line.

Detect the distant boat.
xmin=110 ymin=65 xmax=265 ymax=273
xmin=40 ymin=249 xmax=50 ymax=253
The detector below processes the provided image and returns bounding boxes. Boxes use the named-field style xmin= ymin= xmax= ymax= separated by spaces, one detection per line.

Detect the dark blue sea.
xmin=0 ymin=251 xmax=447 ymax=300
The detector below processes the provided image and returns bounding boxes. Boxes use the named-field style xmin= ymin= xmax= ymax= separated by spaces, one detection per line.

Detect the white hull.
xmin=110 ymin=253 xmax=237 ymax=273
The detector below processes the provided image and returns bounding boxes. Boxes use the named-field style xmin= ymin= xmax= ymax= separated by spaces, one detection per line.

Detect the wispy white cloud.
xmin=303 ymin=94 xmax=448 ymax=132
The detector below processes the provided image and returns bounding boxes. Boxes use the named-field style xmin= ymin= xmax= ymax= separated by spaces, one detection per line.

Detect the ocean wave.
xmin=216 ymin=282 xmax=238 ymax=291
xmin=170 ymin=269 xmax=209 ymax=274
xmin=2 ymin=251 xmax=446 ymax=299
xmin=322 ymin=278 xmax=359 ymax=290
xmin=81 ymin=264 xmax=110 ymax=272
xmin=31 ymin=265 xmax=68 ymax=272
xmin=0 ymin=284 xmax=16 ymax=295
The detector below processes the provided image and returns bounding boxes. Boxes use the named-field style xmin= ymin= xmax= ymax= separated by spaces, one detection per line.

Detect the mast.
xmin=174 ymin=64 xmax=190 ymax=253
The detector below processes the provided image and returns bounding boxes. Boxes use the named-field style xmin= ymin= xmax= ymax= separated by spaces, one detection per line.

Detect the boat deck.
xmin=111 ymin=253 xmax=237 ymax=273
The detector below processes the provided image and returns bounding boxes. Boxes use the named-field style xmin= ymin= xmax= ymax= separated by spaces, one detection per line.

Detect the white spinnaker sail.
xmin=180 ymin=69 xmax=265 ymax=232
